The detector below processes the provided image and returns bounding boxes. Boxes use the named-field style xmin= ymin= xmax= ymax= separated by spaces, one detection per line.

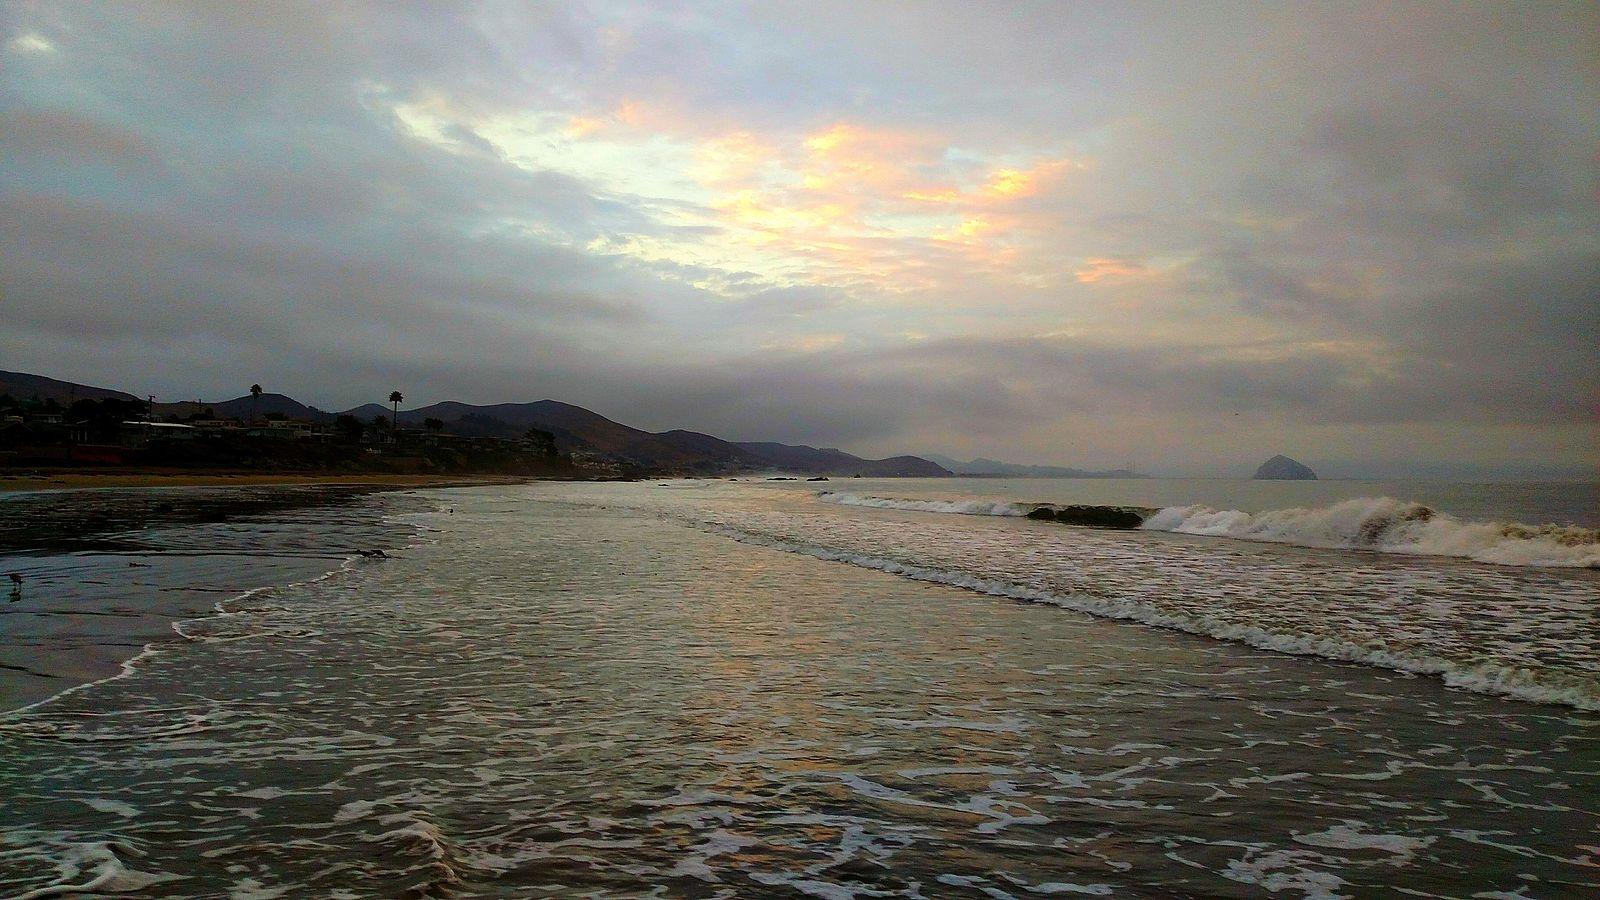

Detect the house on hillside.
xmin=191 ymin=419 xmax=243 ymax=432
xmin=120 ymin=420 xmax=197 ymax=448
xmin=263 ymin=421 xmax=323 ymax=440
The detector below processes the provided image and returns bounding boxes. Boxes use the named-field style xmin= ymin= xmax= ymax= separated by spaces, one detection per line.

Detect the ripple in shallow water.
xmin=1 ymin=486 xmax=1596 ymax=898
xmin=0 ymin=488 xmax=421 ymax=710
xmin=587 ymin=481 xmax=1600 ymax=709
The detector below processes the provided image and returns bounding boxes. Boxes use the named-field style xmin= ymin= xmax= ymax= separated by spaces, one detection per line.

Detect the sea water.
xmin=1 ymin=480 xmax=1596 ymax=897
xmin=0 ymin=486 xmax=417 ymax=709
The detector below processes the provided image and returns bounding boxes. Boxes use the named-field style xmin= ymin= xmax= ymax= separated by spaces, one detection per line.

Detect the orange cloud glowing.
xmin=1074 ymin=258 xmax=1147 ymax=284
xmin=395 ymin=96 xmax=1085 ymax=294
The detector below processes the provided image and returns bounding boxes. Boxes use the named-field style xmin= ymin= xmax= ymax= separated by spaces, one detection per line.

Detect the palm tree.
xmin=389 ymin=391 xmax=403 ymax=438
xmin=249 ymin=383 xmax=262 ymax=422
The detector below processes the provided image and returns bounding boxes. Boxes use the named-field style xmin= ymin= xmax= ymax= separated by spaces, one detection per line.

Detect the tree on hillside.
xmin=523 ymin=427 xmax=559 ymax=458
xmin=334 ymin=414 xmax=364 ymax=441
xmin=424 ymin=417 xmax=444 ymax=433
xmin=389 ymin=391 xmax=403 ymax=431
xmin=249 ymin=383 xmax=263 ymax=422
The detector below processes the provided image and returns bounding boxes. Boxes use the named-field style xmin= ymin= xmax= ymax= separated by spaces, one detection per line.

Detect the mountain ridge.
xmin=343 ymin=399 xmax=945 ymax=476
xmin=0 ymin=370 xmax=139 ymax=404
xmin=1 ymin=371 xmax=946 ymax=477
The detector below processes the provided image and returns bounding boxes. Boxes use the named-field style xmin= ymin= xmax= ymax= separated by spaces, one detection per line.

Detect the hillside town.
xmin=0 ymin=371 xmax=951 ymax=479
xmin=0 ymin=387 xmax=598 ymax=479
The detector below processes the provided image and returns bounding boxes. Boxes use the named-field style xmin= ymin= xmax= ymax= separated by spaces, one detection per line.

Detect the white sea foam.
xmin=229 ymin=877 xmax=293 ymax=900
xmin=1141 ymin=497 xmax=1600 ymax=568
xmin=81 ymin=798 xmax=139 ymax=818
xmin=7 ymin=839 xmax=184 ymax=900
xmin=710 ymin=526 xmax=1600 ymax=711
xmin=1 ymin=579 xmax=321 ymax=725
xmin=0 ymin=496 xmax=439 ymax=722
xmin=1293 ymin=821 xmax=1435 ymax=861
xmin=818 ymin=492 xmax=1030 ymax=517
xmin=818 ymin=492 xmax=1599 ymax=568
xmin=1221 ymin=848 xmax=1347 ymax=899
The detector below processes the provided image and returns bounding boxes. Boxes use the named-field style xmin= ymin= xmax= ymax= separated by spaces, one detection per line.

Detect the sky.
xmin=2 ymin=1 xmax=1596 ymax=477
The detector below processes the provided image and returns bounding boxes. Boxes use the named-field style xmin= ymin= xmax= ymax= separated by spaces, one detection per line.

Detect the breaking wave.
xmin=711 ymin=526 xmax=1600 ymax=711
xmin=816 ymin=492 xmax=1599 ymax=568
xmin=1142 ymin=497 xmax=1600 ymax=568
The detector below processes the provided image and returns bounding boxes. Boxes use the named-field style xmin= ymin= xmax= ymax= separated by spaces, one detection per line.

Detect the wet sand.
xmin=4 ymin=486 xmax=1595 ymax=897
xmin=0 ymin=469 xmax=527 ymax=493
xmin=0 ymin=482 xmax=451 ymax=711
xmin=0 ymin=480 xmax=488 ymax=553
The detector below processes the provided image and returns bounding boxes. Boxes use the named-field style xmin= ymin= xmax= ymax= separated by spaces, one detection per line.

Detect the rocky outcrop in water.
xmin=1253 ymin=455 xmax=1317 ymax=480
xmin=1026 ymin=505 xmax=1150 ymax=529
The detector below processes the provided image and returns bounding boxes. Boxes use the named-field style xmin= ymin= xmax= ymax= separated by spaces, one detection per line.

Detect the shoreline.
xmin=0 ymin=479 xmax=463 ymax=713
xmin=0 ymin=469 xmax=534 ymax=493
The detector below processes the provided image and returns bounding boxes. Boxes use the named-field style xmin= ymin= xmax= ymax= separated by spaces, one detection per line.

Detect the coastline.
xmin=0 ymin=479 xmax=473 ymax=712
xmin=0 ymin=469 xmax=532 ymax=493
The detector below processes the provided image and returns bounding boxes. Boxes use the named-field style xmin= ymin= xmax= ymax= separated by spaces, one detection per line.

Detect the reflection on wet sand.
xmin=2 ymin=486 xmax=1595 ymax=897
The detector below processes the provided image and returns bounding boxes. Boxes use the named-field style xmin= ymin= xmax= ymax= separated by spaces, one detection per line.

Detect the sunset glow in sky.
xmin=2 ymin=1 xmax=1595 ymax=476
xmin=394 ymin=97 xmax=1082 ymax=296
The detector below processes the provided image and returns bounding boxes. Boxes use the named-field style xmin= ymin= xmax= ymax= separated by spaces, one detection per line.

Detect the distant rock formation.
xmin=1253 ymin=455 xmax=1317 ymax=480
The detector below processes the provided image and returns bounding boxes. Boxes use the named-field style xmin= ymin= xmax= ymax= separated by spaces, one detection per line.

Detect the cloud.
xmin=1074 ymin=258 xmax=1146 ymax=284
xmin=0 ymin=0 xmax=1594 ymax=474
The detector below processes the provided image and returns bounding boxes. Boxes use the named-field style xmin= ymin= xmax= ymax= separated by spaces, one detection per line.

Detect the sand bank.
xmin=0 ymin=469 xmax=527 ymax=493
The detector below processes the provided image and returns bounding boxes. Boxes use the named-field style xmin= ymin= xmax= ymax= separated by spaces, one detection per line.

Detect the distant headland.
xmin=922 ymin=454 xmax=1143 ymax=479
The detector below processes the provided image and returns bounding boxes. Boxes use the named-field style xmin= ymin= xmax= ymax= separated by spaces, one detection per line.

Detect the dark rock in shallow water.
xmin=1253 ymin=454 xmax=1317 ymax=480
xmin=1027 ymin=505 xmax=1148 ymax=528
xmin=1056 ymin=505 xmax=1148 ymax=528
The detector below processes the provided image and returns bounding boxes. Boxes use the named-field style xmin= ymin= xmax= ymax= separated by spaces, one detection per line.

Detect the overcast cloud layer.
xmin=2 ymin=1 xmax=1595 ymax=476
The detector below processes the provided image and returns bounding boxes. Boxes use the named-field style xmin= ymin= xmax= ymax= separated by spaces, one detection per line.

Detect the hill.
xmin=5 ymin=370 xmax=949 ymax=476
xmin=0 ymin=370 xmax=137 ymax=404
xmin=343 ymin=399 xmax=946 ymax=476
xmin=155 ymin=393 xmax=333 ymax=422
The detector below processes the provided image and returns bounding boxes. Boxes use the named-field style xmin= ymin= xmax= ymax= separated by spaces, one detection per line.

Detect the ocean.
xmin=1 ymin=478 xmax=1596 ymax=897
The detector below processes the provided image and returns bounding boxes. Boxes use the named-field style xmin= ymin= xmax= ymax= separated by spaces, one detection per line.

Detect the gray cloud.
xmin=1 ymin=0 xmax=1595 ymax=474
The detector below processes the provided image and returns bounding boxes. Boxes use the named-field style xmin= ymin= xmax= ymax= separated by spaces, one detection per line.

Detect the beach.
xmin=0 ymin=479 xmax=483 ymax=711
xmin=0 ymin=470 xmax=531 ymax=493
xmin=8 ymin=1 xmax=1593 ymax=894
xmin=2 ymin=479 xmax=1597 ymax=897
